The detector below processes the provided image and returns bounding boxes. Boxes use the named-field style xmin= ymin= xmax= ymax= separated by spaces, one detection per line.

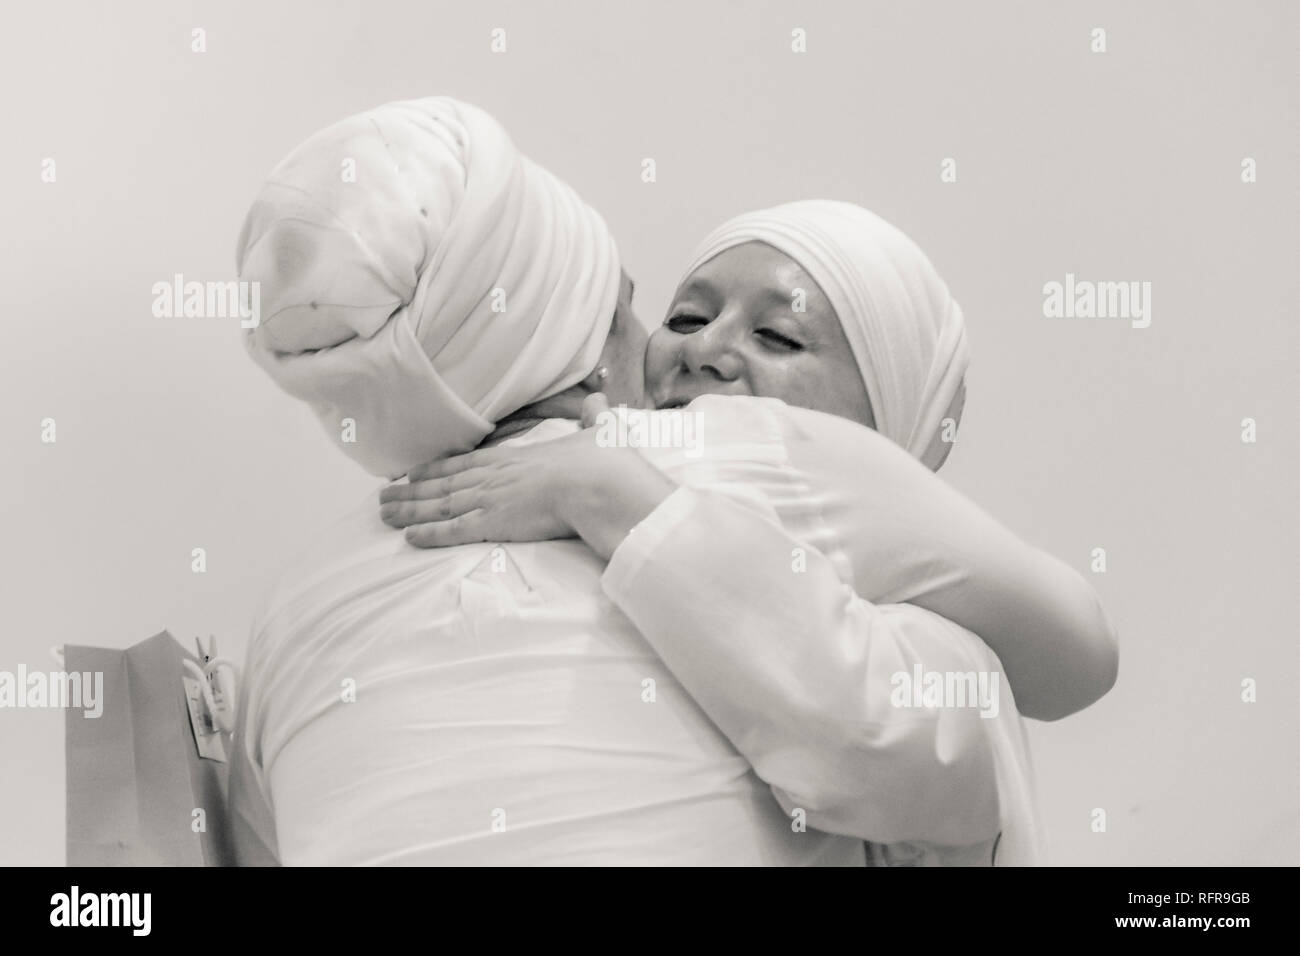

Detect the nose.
xmin=679 ymin=314 xmax=744 ymax=382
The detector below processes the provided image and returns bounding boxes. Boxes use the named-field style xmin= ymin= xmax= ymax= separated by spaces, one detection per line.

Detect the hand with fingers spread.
xmin=379 ymin=393 xmax=677 ymax=558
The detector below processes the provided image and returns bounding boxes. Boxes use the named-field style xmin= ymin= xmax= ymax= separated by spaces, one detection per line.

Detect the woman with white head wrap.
xmin=383 ymin=199 xmax=1117 ymax=864
xmin=657 ymin=199 xmax=969 ymax=470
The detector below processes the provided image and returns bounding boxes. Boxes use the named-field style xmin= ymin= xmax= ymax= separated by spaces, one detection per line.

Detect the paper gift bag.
xmin=65 ymin=630 xmax=234 ymax=866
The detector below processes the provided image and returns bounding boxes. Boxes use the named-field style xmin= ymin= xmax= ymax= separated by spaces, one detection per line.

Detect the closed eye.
xmin=666 ymin=313 xmax=709 ymax=333
xmin=758 ymin=329 xmax=804 ymax=351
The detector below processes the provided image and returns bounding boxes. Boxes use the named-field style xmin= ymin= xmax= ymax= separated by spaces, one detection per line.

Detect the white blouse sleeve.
xmin=602 ymin=482 xmax=1003 ymax=846
xmin=771 ymin=400 xmax=1117 ymax=722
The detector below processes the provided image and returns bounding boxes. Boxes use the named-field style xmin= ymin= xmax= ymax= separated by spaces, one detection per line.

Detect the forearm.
xmin=558 ymin=447 xmax=677 ymax=562
xmin=926 ymin=551 xmax=1119 ymax=721
xmin=778 ymin=402 xmax=1119 ymax=720
xmin=559 ymin=434 xmax=1118 ymax=722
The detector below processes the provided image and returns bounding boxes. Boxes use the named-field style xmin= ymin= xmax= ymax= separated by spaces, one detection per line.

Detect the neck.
xmin=480 ymin=414 xmax=550 ymax=447
xmin=479 ymin=386 xmax=587 ymax=448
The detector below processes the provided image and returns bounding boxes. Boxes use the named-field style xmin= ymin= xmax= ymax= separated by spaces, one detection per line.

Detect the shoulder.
xmin=683 ymin=397 xmax=933 ymax=490
xmin=676 ymin=395 xmax=790 ymax=459
xmin=684 ymin=395 xmax=906 ymax=457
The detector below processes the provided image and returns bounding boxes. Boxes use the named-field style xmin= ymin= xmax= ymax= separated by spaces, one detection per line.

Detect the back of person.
xmin=230 ymin=420 xmax=865 ymax=866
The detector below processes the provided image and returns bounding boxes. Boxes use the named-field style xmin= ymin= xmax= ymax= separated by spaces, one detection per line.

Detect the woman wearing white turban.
xmin=380 ymin=200 xmax=1119 ymax=865
xmin=239 ymin=100 xmax=1115 ymax=865
xmin=655 ymin=200 xmax=969 ymax=471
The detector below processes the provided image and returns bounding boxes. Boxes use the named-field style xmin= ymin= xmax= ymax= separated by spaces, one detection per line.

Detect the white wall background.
xmin=2 ymin=0 xmax=1297 ymax=866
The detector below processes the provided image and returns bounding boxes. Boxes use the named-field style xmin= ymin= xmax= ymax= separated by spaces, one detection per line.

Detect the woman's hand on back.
xmin=379 ymin=394 xmax=676 ymax=558
xmin=380 ymin=428 xmax=591 ymax=547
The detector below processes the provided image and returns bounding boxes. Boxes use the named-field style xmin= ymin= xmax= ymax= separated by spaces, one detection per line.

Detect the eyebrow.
xmin=755 ymin=285 xmax=801 ymax=312
xmin=678 ymin=278 xmax=806 ymax=317
xmin=675 ymin=277 xmax=717 ymax=303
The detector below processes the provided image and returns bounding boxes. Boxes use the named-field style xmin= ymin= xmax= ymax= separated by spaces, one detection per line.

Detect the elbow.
xmin=764 ymin=713 xmax=999 ymax=845
xmin=1089 ymin=621 xmax=1120 ymax=707
xmin=1031 ymin=594 xmax=1120 ymax=722
xmin=1079 ymin=590 xmax=1121 ymax=708
xmin=1096 ymin=623 xmax=1120 ymax=697
xmin=752 ymin=706 xmax=883 ymax=836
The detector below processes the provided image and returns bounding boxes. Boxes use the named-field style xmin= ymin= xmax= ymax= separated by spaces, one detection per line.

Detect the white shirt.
xmin=231 ymin=396 xmax=1053 ymax=865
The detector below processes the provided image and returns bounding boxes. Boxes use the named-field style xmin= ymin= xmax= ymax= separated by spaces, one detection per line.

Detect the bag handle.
xmin=185 ymin=635 xmax=240 ymax=735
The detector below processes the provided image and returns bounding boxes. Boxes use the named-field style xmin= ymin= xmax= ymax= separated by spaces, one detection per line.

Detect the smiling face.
xmin=644 ymin=242 xmax=874 ymax=427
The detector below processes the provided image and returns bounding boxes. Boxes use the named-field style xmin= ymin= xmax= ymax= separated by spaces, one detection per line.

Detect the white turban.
xmin=681 ymin=201 xmax=969 ymax=470
xmin=236 ymin=97 xmax=620 ymax=478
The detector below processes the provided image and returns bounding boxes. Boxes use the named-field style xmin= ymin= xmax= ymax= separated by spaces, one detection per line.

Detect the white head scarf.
xmin=237 ymin=97 xmax=620 ymax=478
xmin=681 ymin=200 xmax=969 ymax=470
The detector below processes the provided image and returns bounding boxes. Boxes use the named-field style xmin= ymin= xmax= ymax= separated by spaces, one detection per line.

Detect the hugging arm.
xmin=554 ymin=397 xmax=1118 ymax=722
xmin=597 ymin=483 xmax=1004 ymax=845
xmin=769 ymin=402 xmax=1118 ymax=721
xmin=381 ymin=397 xmax=1117 ymax=841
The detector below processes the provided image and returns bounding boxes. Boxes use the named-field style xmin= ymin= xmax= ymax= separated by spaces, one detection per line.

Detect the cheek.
xmin=614 ymin=328 xmax=647 ymax=405
xmin=642 ymin=329 xmax=675 ymax=389
xmin=810 ymin=359 xmax=873 ymax=424
xmin=744 ymin=354 xmax=811 ymax=404
xmin=754 ymin=370 xmax=816 ymax=407
xmin=622 ymin=319 xmax=650 ymax=369
xmin=751 ymin=354 xmax=869 ymax=421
